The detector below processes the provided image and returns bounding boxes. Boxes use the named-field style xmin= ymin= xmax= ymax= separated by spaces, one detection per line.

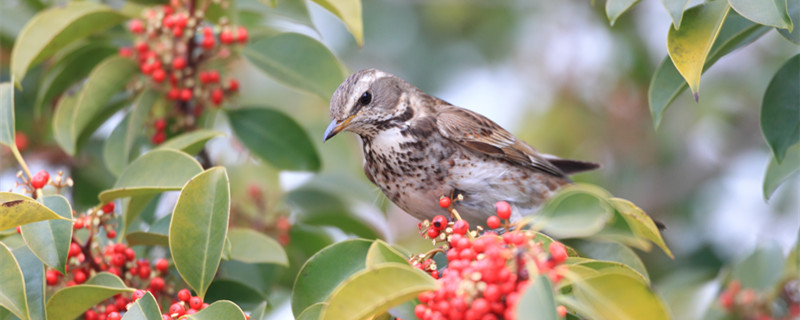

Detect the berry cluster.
xmin=119 ymin=0 xmax=245 ymax=141
xmin=411 ymin=198 xmax=570 ymax=320
xmin=14 ymin=169 xmax=73 ymax=199
xmin=719 ymin=279 xmax=800 ymax=320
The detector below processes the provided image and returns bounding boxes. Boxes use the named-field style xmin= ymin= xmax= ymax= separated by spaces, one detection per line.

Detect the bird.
xmin=323 ymin=69 xmax=599 ymax=229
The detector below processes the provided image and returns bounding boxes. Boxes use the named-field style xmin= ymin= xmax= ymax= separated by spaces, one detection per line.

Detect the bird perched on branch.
xmin=323 ymin=69 xmax=599 ymax=228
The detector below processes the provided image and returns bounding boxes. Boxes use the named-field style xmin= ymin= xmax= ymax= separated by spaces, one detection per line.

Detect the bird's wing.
xmin=434 ymin=104 xmax=566 ymax=177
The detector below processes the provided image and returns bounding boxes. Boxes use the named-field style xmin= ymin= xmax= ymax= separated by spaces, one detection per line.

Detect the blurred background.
xmin=2 ymin=0 xmax=798 ymax=318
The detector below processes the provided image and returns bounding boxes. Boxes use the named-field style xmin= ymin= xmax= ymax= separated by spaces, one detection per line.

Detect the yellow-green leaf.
xmin=121 ymin=292 xmax=161 ymax=320
xmin=98 ymin=149 xmax=203 ymax=203
xmin=609 ymin=198 xmax=673 ymax=258
xmin=184 ymin=300 xmax=247 ymax=320
xmin=296 ymin=303 xmax=325 ymax=320
xmin=572 ymin=273 xmax=670 ymax=320
xmin=320 ymin=263 xmax=438 ymax=320
xmin=19 ymin=195 xmax=73 ymax=274
xmin=0 ymin=193 xmax=71 ymax=231
xmin=667 ymin=0 xmax=730 ymax=100
xmin=606 ymin=0 xmax=640 ymax=26
xmin=764 ymin=143 xmax=800 ymax=200
xmin=169 ymin=167 xmax=230 ymax=299
xmin=156 ymin=130 xmax=224 ymax=155
xmin=730 ymin=0 xmax=792 ymax=30
xmin=365 ymin=240 xmax=408 ymax=267
xmin=0 ymin=242 xmax=28 ymax=320
xmin=227 ymin=228 xmax=288 ymax=266
xmin=45 ymin=273 xmax=133 ymax=320
xmin=10 ymin=2 xmax=126 ymax=86
xmin=310 ymin=0 xmax=363 ymax=46
xmin=535 ymin=184 xmax=613 ymax=239
xmin=0 ymin=82 xmax=14 ymax=148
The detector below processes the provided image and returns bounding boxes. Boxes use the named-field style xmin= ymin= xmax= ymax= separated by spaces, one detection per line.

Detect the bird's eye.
xmin=359 ymin=91 xmax=372 ymax=105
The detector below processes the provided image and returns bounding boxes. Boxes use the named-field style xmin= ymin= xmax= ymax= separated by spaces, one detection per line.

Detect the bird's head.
xmin=323 ymin=69 xmax=413 ymax=141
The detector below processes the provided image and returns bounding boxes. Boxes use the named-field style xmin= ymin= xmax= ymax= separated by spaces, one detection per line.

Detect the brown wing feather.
xmin=434 ymin=103 xmax=567 ymax=177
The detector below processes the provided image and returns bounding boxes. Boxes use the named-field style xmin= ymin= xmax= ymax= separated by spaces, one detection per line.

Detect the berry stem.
xmin=75 ymin=235 xmax=103 ymax=272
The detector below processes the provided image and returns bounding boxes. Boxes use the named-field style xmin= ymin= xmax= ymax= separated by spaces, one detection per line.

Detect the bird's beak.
xmin=323 ymin=115 xmax=355 ymax=142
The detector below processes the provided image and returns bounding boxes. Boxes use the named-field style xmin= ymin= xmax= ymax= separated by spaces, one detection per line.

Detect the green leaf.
xmin=606 ymin=0 xmax=640 ymax=26
xmin=121 ymin=194 xmax=158 ymax=236
xmin=516 ymin=275 xmax=558 ymax=320
xmin=365 ymin=240 xmax=408 ymax=267
xmin=764 ymin=143 xmax=800 ymax=199
xmin=51 ymin=55 xmax=137 ymax=155
xmin=309 ymin=0 xmax=363 ymax=46
xmin=205 ymin=279 xmax=266 ymax=311
xmin=227 ymin=107 xmax=321 ymax=172
xmin=296 ymin=303 xmax=325 ymax=320
xmin=0 ymin=192 xmax=72 ymax=231
xmin=105 ymin=90 xmax=160 ymax=176
xmin=45 ymin=273 xmax=133 ymax=320
xmin=104 ymin=114 xmax=131 ymax=177
xmin=661 ymin=0 xmax=690 ymax=29
xmin=249 ymin=301 xmax=268 ymax=320
xmin=0 ymin=242 xmax=28 ymax=320
xmin=535 ymin=184 xmax=613 ymax=238
xmin=169 ymin=167 xmax=231 ymax=299
xmin=126 ymin=231 xmax=169 ymax=247
xmin=761 ymin=54 xmax=800 ymax=162
xmin=608 ymin=198 xmax=673 ymax=258
xmin=291 ymin=239 xmax=372 ymax=316
xmin=667 ymin=0 xmax=730 ymax=99
xmin=98 ymin=149 xmax=203 ymax=203
xmin=227 ymin=228 xmax=288 ymax=266
xmin=19 ymin=195 xmax=73 ymax=274
xmin=563 ymin=258 xmax=650 ymax=286
xmin=649 ymin=11 xmax=770 ymax=128
xmin=0 ymin=82 xmax=14 ymax=148
xmin=732 ymin=242 xmax=785 ymax=290
xmin=572 ymin=273 xmax=670 ymax=320
xmin=35 ymin=43 xmax=116 ymax=118
xmin=778 ymin=0 xmax=800 ymax=44
xmin=574 ymin=242 xmax=649 ymax=283
xmin=184 ymin=300 xmax=247 ymax=320
xmin=320 ymin=263 xmax=438 ymax=320
xmin=285 ymin=188 xmax=380 ymax=238
xmin=729 ymin=0 xmax=792 ymax=30
xmin=10 ymin=2 xmax=126 ymax=86
xmin=13 ymin=246 xmax=45 ymax=320
xmin=157 ymin=130 xmax=225 ymax=155
xmin=121 ymin=292 xmax=162 ymax=320
xmin=242 ymin=33 xmax=346 ymax=99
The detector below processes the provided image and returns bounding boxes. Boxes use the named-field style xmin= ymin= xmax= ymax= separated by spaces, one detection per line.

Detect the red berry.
xmin=427 ymin=227 xmax=440 ymax=238
xmin=167 ymin=87 xmax=180 ymax=100
xmin=207 ymin=71 xmax=219 ymax=83
xmin=149 ymin=277 xmax=165 ymax=291
xmin=174 ymin=13 xmax=187 ymax=28
xmin=108 ymin=267 xmax=121 ymax=277
xmin=172 ymin=57 xmax=186 ymax=70
xmin=431 ymin=215 xmax=447 ymax=230
xmin=201 ymin=36 xmax=215 ymax=49
xmin=31 ymin=170 xmax=49 ymax=189
xmin=220 ymin=29 xmax=234 ymax=44
xmin=202 ymin=26 xmax=213 ymax=36
xmin=189 ymin=296 xmax=203 ymax=310
xmin=106 ymin=304 xmax=117 ymax=314
xmin=163 ymin=14 xmax=175 ymax=28
xmin=107 ymin=312 xmax=121 ymax=320
xmin=210 ymin=88 xmax=224 ymax=106
xmin=557 ymin=305 xmax=567 ymax=317
xmin=155 ymin=258 xmax=169 ymax=272
xmin=132 ymin=289 xmax=145 ymax=301
xmin=135 ymin=42 xmax=149 ymax=53
xmin=236 ymin=27 xmax=248 ymax=43
xmin=124 ymin=248 xmax=136 ymax=261
xmin=107 ymin=229 xmax=116 ymax=238
xmin=151 ymin=132 xmax=166 ymax=145
xmin=486 ymin=216 xmax=501 ymax=229
xmin=151 ymin=69 xmax=166 ymax=83
xmin=111 ymin=254 xmax=125 ymax=267
xmin=46 ymin=270 xmax=59 ymax=285
xmin=452 ymin=220 xmax=469 ymax=234
xmin=16 ymin=226 xmax=21 ymax=234
xmin=139 ymin=265 xmax=151 ymax=279
xmin=84 ymin=310 xmax=98 ymax=320
xmin=495 ymin=201 xmax=511 ymax=220
xmin=169 ymin=303 xmax=185 ymax=316
xmin=154 ymin=118 xmax=167 ymax=131
xmin=128 ymin=19 xmax=144 ymax=34
xmin=102 ymin=202 xmax=115 ymax=214
xmin=118 ymin=47 xmax=133 ymax=58
xmin=228 ymin=78 xmax=239 ymax=92
xmin=74 ymin=219 xmax=84 ymax=229
xmin=162 ymin=315 xmax=171 ymax=320
xmin=439 ymin=196 xmax=451 ymax=208
xmin=177 ymin=288 xmax=191 ymax=302
xmin=180 ymin=88 xmax=193 ymax=101
xmin=69 ymin=242 xmax=81 ymax=257
xmin=549 ymin=242 xmax=568 ymax=264
xmin=14 ymin=132 xmax=28 ymax=152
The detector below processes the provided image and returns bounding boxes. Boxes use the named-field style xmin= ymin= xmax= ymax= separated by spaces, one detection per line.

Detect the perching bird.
xmin=323 ymin=69 xmax=599 ymax=228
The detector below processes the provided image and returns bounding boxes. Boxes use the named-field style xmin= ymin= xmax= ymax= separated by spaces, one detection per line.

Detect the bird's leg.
xmin=444 ymin=189 xmax=466 ymax=222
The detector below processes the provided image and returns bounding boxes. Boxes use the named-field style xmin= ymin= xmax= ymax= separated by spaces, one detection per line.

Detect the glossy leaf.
xmin=730 ymin=0 xmax=792 ymax=29
xmin=19 ymin=195 xmax=73 ymax=274
xmin=761 ymin=54 xmax=800 ymax=162
xmin=516 ymin=275 xmax=558 ymax=320
xmin=575 ymin=242 xmax=649 ymax=283
xmin=292 ymin=239 xmax=372 ymax=316
xmin=121 ymin=292 xmax=161 ymax=320
xmin=10 ymin=2 xmax=126 ymax=86
xmin=535 ymin=184 xmax=613 ymax=238
xmin=366 ymin=240 xmax=408 ymax=267
xmin=609 ymin=198 xmax=673 ymax=258
xmin=170 ymin=167 xmax=231 ymax=299
xmin=0 ymin=82 xmax=14 ymax=148
xmin=227 ymin=107 xmax=321 ymax=171
xmin=126 ymin=211 xmax=170 ymax=246
xmin=732 ymin=242 xmax=785 ymax=290
xmin=649 ymin=11 xmax=769 ymax=127
xmin=249 ymin=301 xmax=269 ymax=320
xmin=205 ymin=279 xmax=266 ymax=311
xmin=121 ymin=194 xmax=158 ymax=236
xmin=104 ymin=115 xmax=130 ymax=177
xmin=606 ymin=0 xmax=640 ymax=26
xmin=157 ymin=130 xmax=224 ymax=155
xmin=563 ymin=258 xmax=649 ymax=286
xmin=227 ymin=228 xmax=288 ymax=266
xmin=0 ymin=242 xmax=28 ymax=320
xmin=0 ymin=192 xmax=71 ymax=231
xmin=321 ymin=263 xmax=438 ymax=320
xmin=242 ymin=33 xmax=346 ymax=99
xmin=667 ymin=0 xmax=730 ymax=99
xmin=778 ymin=0 xmax=800 ymax=44
xmin=184 ymin=300 xmax=247 ymax=320
xmin=662 ymin=0 xmax=690 ymax=29
xmin=105 ymin=90 xmax=160 ymax=176
xmin=296 ymin=303 xmax=325 ymax=320
xmin=98 ymin=149 xmax=203 ymax=203
xmin=285 ymin=188 xmax=381 ymax=238
xmin=764 ymin=143 xmax=800 ymax=199
xmin=45 ymin=273 xmax=133 ymax=320
xmin=35 ymin=43 xmax=116 ymax=117
xmin=310 ymin=0 xmax=363 ymax=46
xmin=572 ymin=273 xmax=670 ymax=320
xmin=13 ymin=246 xmax=45 ymax=320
